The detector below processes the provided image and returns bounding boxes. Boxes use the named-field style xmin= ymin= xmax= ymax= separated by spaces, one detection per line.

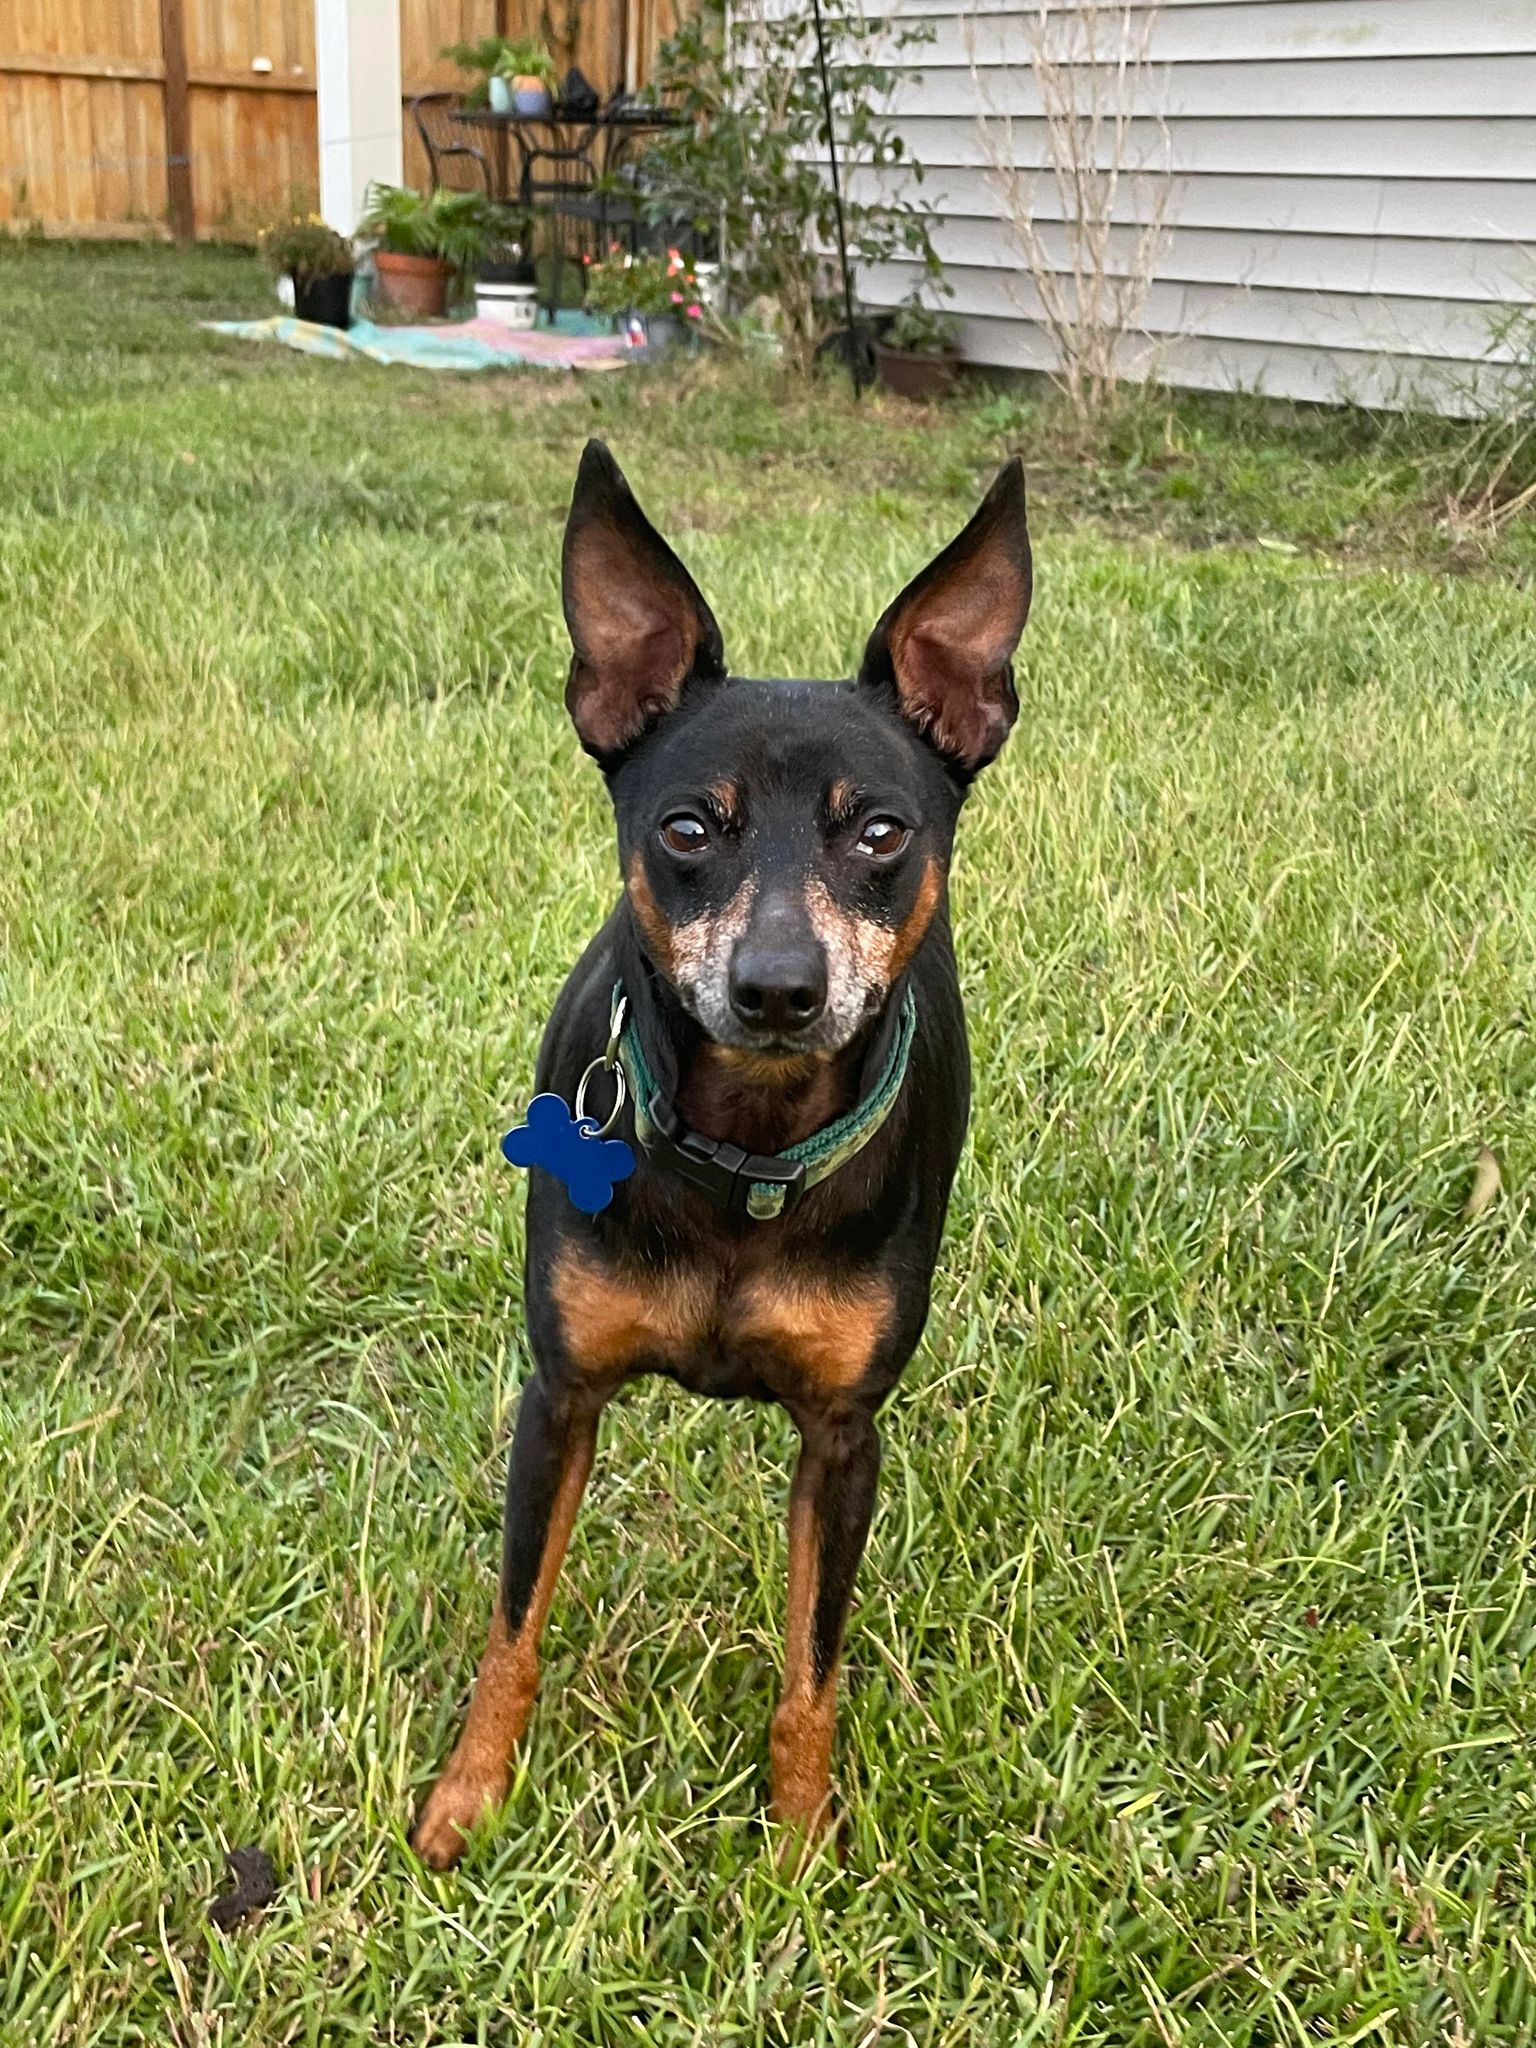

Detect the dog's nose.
xmin=729 ymin=941 xmax=828 ymax=1037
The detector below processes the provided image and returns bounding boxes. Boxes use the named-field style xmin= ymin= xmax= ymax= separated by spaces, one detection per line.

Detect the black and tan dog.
xmin=412 ymin=441 xmax=1032 ymax=1868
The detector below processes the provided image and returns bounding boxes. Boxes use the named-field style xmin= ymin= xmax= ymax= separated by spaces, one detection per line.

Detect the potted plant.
xmin=493 ymin=37 xmax=557 ymax=115
xmin=873 ymin=297 xmax=962 ymax=401
xmin=257 ymin=214 xmax=355 ymax=329
xmin=582 ymin=245 xmax=705 ymax=353
xmin=440 ymin=35 xmax=499 ymax=109
xmin=359 ymin=184 xmax=495 ymax=318
xmin=443 ymin=34 xmax=559 ymax=115
xmin=440 ymin=35 xmax=508 ymax=109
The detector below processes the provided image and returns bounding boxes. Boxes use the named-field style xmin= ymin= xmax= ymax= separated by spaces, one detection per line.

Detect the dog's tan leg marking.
xmin=770 ymin=1463 xmax=839 ymax=1858
xmin=411 ymin=1425 xmax=595 ymax=1869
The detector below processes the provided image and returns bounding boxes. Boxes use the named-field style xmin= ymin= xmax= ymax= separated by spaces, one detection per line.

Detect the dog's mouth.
xmin=678 ymin=977 xmax=885 ymax=1060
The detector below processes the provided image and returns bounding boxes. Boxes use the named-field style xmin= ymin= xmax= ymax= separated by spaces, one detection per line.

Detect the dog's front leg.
xmin=770 ymin=1404 xmax=882 ymax=1856
xmin=412 ymin=1372 xmax=603 ymax=1869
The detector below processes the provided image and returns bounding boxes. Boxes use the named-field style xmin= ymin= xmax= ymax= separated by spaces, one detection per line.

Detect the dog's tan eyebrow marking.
xmin=706 ymin=780 xmax=741 ymax=826
xmin=824 ymin=778 xmax=860 ymax=827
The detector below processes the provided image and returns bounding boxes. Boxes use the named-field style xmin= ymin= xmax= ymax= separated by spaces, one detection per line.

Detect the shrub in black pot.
xmin=259 ymin=215 xmax=355 ymax=330
xmin=294 ymin=272 xmax=353 ymax=328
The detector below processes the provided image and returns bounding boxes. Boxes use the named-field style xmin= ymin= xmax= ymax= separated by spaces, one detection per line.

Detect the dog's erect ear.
xmin=562 ymin=440 xmax=725 ymax=762
xmin=858 ymin=459 xmax=1031 ymax=778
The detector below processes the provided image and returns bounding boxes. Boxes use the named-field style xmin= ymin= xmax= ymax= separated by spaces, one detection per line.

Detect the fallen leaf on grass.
xmin=1464 ymin=1146 xmax=1501 ymax=1220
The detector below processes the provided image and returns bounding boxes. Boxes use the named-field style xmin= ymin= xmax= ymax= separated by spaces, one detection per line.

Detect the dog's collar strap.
xmin=616 ymin=987 xmax=917 ymax=1221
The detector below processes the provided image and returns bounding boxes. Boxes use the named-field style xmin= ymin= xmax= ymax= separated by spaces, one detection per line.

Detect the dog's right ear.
xmin=562 ymin=440 xmax=726 ymax=763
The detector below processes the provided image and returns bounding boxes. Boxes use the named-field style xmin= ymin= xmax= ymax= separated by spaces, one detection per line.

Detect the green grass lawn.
xmin=4 ymin=239 xmax=1536 ymax=2045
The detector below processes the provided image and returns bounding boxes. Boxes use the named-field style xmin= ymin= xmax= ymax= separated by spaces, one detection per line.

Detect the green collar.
xmin=616 ymin=986 xmax=918 ymax=1221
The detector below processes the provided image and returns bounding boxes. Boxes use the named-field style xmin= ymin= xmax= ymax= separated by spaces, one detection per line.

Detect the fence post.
xmin=158 ymin=0 xmax=195 ymax=242
xmin=316 ymin=0 xmax=404 ymax=236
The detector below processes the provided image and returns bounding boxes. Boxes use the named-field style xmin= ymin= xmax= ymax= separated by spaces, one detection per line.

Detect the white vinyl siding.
xmin=857 ymin=0 xmax=1536 ymax=408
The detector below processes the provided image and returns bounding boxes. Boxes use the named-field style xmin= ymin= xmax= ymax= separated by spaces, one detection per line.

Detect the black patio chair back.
xmin=410 ymin=93 xmax=491 ymax=194
xmin=516 ymin=121 xmax=623 ymax=311
xmin=518 ymin=120 xmax=604 ymax=215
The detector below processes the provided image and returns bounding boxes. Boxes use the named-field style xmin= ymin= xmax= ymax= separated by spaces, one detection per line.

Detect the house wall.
xmin=861 ymin=0 xmax=1536 ymax=408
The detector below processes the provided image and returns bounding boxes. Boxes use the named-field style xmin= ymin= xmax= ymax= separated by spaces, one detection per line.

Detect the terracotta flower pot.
xmin=873 ymin=341 xmax=958 ymax=402
xmin=374 ymin=248 xmax=449 ymax=319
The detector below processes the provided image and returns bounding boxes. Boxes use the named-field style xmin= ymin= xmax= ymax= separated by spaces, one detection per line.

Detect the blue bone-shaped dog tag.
xmin=502 ymin=1093 xmax=636 ymax=1215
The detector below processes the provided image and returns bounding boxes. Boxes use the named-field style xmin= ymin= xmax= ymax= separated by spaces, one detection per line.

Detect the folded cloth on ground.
xmin=202 ymin=311 xmax=628 ymax=372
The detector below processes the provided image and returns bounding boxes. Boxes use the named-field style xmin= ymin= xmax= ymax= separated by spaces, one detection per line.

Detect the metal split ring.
xmin=573 ymin=993 xmax=629 ymax=1138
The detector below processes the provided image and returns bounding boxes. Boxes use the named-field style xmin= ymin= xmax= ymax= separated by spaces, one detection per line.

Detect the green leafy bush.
xmin=582 ymin=245 xmax=704 ymax=320
xmin=639 ymin=0 xmax=942 ymax=376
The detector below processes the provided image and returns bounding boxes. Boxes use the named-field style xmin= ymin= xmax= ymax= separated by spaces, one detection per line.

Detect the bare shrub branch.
xmin=966 ymin=1 xmax=1172 ymax=425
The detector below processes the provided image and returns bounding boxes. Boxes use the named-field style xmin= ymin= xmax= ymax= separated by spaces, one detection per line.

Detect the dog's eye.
xmin=854 ymin=816 xmax=910 ymax=861
xmin=660 ymin=813 xmax=710 ymax=855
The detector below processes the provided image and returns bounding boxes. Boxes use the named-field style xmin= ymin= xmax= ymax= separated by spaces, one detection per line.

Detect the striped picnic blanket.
xmin=203 ymin=311 xmax=630 ymax=373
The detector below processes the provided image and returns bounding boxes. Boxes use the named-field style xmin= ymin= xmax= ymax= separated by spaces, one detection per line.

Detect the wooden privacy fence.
xmin=0 ymin=0 xmax=678 ymax=239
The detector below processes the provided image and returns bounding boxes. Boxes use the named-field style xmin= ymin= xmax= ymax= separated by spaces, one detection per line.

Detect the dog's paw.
xmin=410 ymin=1766 xmax=507 ymax=1871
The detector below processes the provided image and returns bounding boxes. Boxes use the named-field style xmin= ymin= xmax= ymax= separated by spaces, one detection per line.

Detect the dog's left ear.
xmin=858 ymin=459 xmax=1031 ymax=778
xmin=563 ymin=439 xmax=726 ymax=763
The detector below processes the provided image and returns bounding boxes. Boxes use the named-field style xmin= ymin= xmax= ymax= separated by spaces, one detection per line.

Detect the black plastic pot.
xmin=478 ymin=258 xmax=537 ymax=287
xmin=293 ymin=272 xmax=353 ymax=329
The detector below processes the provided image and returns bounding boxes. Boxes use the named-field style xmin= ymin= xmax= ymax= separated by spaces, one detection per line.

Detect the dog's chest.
xmin=548 ymin=1238 xmax=892 ymax=1401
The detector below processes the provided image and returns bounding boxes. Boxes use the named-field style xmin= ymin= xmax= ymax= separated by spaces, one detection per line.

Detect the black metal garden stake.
xmin=809 ymin=0 xmax=867 ymax=396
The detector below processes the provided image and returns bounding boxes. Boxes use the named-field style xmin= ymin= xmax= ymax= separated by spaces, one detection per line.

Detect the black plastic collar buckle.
xmin=645 ymin=1093 xmax=807 ymax=1219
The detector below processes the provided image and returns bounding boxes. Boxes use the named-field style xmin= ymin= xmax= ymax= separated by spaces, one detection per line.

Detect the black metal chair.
xmin=516 ymin=122 xmax=620 ymax=316
xmin=410 ymin=93 xmax=492 ymax=195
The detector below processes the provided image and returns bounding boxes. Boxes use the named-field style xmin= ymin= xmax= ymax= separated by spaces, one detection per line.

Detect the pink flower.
xmin=686 ymin=303 xmax=702 ymax=319
xmin=670 ymin=291 xmax=683 ymax=303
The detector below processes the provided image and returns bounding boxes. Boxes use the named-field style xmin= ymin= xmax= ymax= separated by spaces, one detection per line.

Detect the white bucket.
xmin=476 ymin=282 xmax=537 ymax=330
